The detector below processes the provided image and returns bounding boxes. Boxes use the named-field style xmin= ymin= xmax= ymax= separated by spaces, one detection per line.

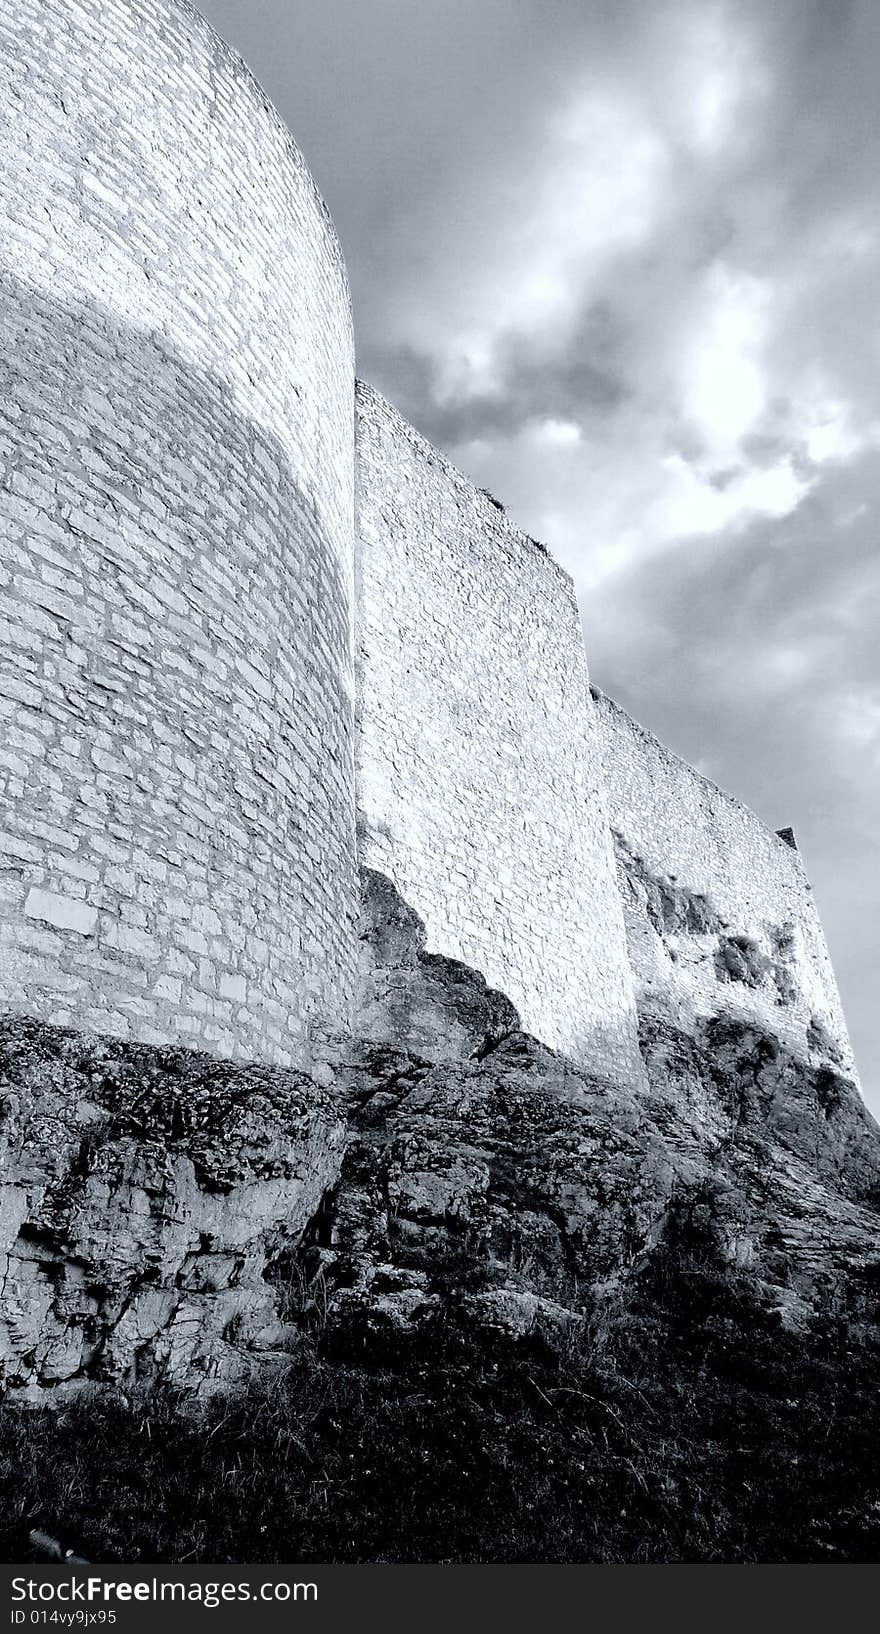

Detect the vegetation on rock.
xmin=1 ymin=875 xmax=879 ymax=1563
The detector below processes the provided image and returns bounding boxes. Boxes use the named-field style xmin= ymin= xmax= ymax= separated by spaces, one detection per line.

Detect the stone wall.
xmin=0 ymin=0 xmax=358 ymax=1065
xmin=0 ymin=0 xmax=858 ymax=1092
xmin=593 ymin=688 xmax=858 ymax=1079
xmin=355 ymin=383 xmax=643 ymax=1083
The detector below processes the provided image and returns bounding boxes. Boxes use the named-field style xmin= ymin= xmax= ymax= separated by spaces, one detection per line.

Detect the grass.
xmin=2 ymin=1236 xmax=879 ymax=1564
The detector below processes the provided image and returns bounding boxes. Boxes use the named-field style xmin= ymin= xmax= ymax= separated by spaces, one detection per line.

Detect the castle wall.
xmin=593 ymin=689 xmax=858 ymax=1078
xmin=0 ymin=0 xmax=358 ymax=1064
xmin=355 ymin=384 xmax=643 ymax=1083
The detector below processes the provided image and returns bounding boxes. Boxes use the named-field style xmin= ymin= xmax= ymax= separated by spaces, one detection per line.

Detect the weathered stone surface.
xmin=0 ymin=1018 xmax=346 ymax=1398
xmin=594 ymin=689 xmax=856 ymax=1083
xmin=0 ymin=4 xmax=859 ymax=1127
xmin=356 ymin=382 xmax=644 ymax=1087
xmin=297 ymin=876 xmax=880 ymax=1345
xmin=355 ymin=867 xmax=520 ymax=1061
xmin=0 ymin=0 xmax=357 ymax=1069
xmin=310 ymin=1017 xmax=880 ymax=1348
xmin=636 ymin=1013 xmax=880 ymax=1320
xmin=1 ymin=874 xmax=878 ymax=1402
xmin=317 ymin=1031 xmax=673 ymax=1342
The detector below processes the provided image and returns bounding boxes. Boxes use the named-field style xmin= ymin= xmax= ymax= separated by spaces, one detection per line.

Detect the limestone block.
xmin=24 ymin=888 xmax=98 ymax=937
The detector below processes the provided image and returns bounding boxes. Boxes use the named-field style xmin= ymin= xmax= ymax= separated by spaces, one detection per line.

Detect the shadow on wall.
xmin=0 ymin=273 xmax=357 ymax=1064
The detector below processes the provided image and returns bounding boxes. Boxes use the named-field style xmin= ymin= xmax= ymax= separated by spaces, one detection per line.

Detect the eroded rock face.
xmin=635 ymin=1013 xmax=880 ymax=1320
xmin=294 ymin=876 xmax=872 ymax=1346
xmin=294 ymin=1017 xmax=880 ymax=1348
xmin=1 ymin=872 xmax=879 ymax=1400
xmin=355 ymin=868 xmax=520 ymax=1061
xmin=609 ymin=830 xmax=844 ymax=1074
xmin=0 ymin=1020 xmax=345 ymax=1398
xmin=306 ymin=1032 xmax=674 ymax=1343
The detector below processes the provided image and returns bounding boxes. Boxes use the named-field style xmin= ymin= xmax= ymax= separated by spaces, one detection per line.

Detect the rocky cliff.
xmin=1 ymin=869 xmax=877 ymax=1399
xmin=1 ymin=871 xmax=879 ymax=1560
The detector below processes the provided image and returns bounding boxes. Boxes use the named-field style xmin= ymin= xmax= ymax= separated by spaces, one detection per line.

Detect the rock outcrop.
xmin=354 ymin=867 xmax=520 ymax=1061
xmin=299 ymin=1015 xmax=880 ymax=1352
xmin=0 ymin=1020 xmax=345 ymax=1396
xmin=1 ymin=871 xmax=878 ymax=1400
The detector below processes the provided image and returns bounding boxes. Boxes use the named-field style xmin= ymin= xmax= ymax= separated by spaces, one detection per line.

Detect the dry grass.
xmin=2 ymin=1240 xmax=879 ymax=1565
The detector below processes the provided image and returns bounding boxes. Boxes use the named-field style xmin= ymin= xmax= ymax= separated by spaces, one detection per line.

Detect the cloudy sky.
xmin=201 ymin=0 xmax=879 ymax=1112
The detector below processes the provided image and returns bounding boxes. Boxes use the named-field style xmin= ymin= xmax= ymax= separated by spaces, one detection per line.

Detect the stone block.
xmin=24 ymin=887 xmax=98 ymax=937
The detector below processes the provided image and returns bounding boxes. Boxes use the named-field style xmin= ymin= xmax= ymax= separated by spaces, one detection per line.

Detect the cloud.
xmin=200 ymin=0 xmax=880 ymax=1109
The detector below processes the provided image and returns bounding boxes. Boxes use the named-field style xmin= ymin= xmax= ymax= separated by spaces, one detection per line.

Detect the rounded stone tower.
xmin=0 ymin=0 xmax=358 ymax=1064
